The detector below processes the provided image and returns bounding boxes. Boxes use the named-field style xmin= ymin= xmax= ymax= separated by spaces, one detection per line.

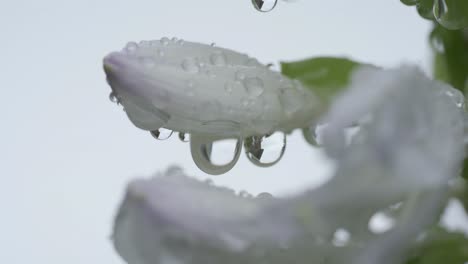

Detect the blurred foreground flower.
xmin=112 ymin=67 xmax=466 ymax=264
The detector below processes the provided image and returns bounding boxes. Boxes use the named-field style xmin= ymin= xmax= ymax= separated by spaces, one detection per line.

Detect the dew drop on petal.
xmin=181 ymin=58 xmax=200 ymax=73
xmin=210 ymin=52 xmax=227 ymax=66
xmin=190 ymin=135 xmax=242 ymax=175
xmin=160 ymin=37 xmax=170 ymax=46
xmin=244 ymin=77 xmax=264 ymax=97
xmin=150 ymin=128 xmax=173 ymax=140
xmin=124 ymin=42 xmax=138 ymax=53
xmin=252 ymin=0 xmax=278 ymax=12
xmin=244 ymin=132 xmax=286 ymax=167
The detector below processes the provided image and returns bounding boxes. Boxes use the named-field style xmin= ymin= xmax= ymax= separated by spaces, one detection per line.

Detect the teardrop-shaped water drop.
xmin=244 ymin=132 xmax=286 ymax=167
xmin=243 ymin=77 xmax=264 ymax=97
xmin=178 ymin=132 xmax=190 ymax=142
xmin=190 ymin=134 xmax=242 ymax=175
xmin=433 ymin=0 xmax=468 ymax=30
xmin=182 ymin=58 xmax=200 ymax=73
xmin=252 ymin=0 xmax=278 ymax=12
xmin=150 ymin=128 xmax=173 ymax=140
xmin=109 ymin=91 xmax=118 ymax=103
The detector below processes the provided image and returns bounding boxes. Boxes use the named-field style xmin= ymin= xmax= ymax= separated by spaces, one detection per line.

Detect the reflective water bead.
xmin=182 ymin=58 xmax=200 ymax=73
xmin=433 ymin=0 xmax=468 ymax=30
xmin=150 ymin=128 xmax=173 ymax=140
xmin=244 ymin=132 xmax=286 ymax=167
xmin=243 ymin=77 xmax=264 ymax=97
xmin=109 ymin=91 xmax=118 ymax=103
xmin=190 ymin=135 xmax=243 ymax=175
xmin=160 ymin=37 xmax=170 ymax=46
xmin=252 ymin=0 xmax=278 ymax=12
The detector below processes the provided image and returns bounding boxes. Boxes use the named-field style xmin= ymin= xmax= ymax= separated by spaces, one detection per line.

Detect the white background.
xmin=0 ymin=1 xmax=431 ymax=263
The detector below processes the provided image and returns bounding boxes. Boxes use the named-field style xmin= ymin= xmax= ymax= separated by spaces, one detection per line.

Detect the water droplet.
xmin=160 ymin=37 xmax=170 ymax=46
xmin=190 ymin=135 xmax=242 ymax=175
xmin=433 ymin=0 xmax=468 ymax=30
xmin=332 ymin=229 xmax=350 ymax=247
xmin=181 ymin=58 xmax=200 ymax=73
xmin=430 ymin=33 xmax=445 ymax=53
xmin=171 ymin=37 xmax=178 ymax=42
xmin=210 ymin=52 xmax=227 ymax=66
xmin=252 ymin=0 xmax=278 ymax=12
xmin=239 ymin=190 xmax=253 ymax=198
xmin=109 ymin=91 xmax=118 ymax=103
xmin=139 ymin=40 xmax=150 ymax=47
xmin=368 ymin=212 xmax=395 ymax=234
xmin=235 ymin=71 xmax=246 ymax=81
xmin=210 ymin=42 xmax=216 ymax=47
xmin=124 ymin=42 xmax=138 ymax=53
xmin=244 ymin=132 xmax=286 ymax=167
xmin=150 ymin=128 xmax=173 ymax=140
xmin=256 ymin=192 xmax=273 ymax=200
xmin=243 ymin=77 xmax=264 ymax=97
xmin=279 ymin=87 xmax=304 ymax=116
xmin=178 ymin=132 xmax=190 ymax=142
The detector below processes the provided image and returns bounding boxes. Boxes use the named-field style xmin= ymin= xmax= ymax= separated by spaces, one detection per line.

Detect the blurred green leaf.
xmin=281 ymin=57 xmax=364 ymax=103
xmin=405 ymin=228 xmax=468 ymax=263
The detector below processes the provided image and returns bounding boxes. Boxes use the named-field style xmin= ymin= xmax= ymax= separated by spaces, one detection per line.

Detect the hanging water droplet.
xmin=124 ymin=42 xmax=138 ymax=53
xmin=181 ymin=58 xmax=200 ymax=73
xmin=178 ymin=132 xmax=190 ymax=142
xmin=244 ymin=132 xmax=286 ymax=167
xmin=302 ymin=126 xmax=319 ymax=146
xmin=210 ymin=52 xmax=227 ymax=66
xmin=190 ymin=134 xmax=242 ymax=175
xmin=252 ymin=0 xmax=278 ymax=12
xmin=150 ymin=128 xmax=173 ymax=140
xmin=109 ymin=91 xmax=118 ymax=103
xmin=243 ymin=77 xmax=264 ymax=97
xmin=433 ymin=0 xmax=468 ymax=30
xmin=160 ymin=37 xmax=170 ymax=46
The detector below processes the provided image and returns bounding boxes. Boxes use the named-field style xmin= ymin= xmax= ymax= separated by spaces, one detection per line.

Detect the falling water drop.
xmin=190 ymin=134 xmax=242 ymax=175
xmin=150 ymin=128 xmax=173 ymax=140
xmin=244 ymin=132 xmax=286 ymax=167
xmin=252 ymin=0 xmax=278 ymax=12
xmin=109 ymin=91 xmax=118 ymax=103
xmin=181 ymin=58 xmax=200 ymax=73
xmin=178 ymin=132 xmax=190 ymax=142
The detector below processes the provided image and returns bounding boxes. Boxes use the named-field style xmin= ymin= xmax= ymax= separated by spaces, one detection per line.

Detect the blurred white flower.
xmin=112 ymin=66 xmax=465 ymax=264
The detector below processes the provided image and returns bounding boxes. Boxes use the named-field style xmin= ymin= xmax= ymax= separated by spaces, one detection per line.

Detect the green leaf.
xmin=405 ymin=228 xmax=468 ymax=264
xmin=281 ymin=57 xmax=364 ymax=104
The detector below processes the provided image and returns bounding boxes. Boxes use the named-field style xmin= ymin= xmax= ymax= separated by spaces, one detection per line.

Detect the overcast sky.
xmin=0 ymin=1 xmax=431 ymax=263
